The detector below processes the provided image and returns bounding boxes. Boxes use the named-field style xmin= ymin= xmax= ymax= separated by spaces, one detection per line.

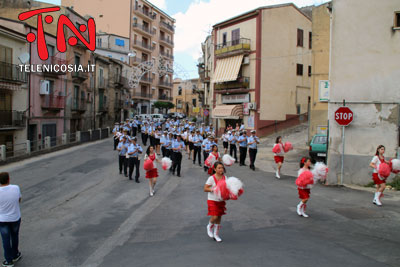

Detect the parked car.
xmin=137 ymin=114 xmax=150 ymax=121
xmin=150 ymin=113 xmax=165 ymax=122
xmin=168 ymin=112 xmax=185 ymax=119
xmin=309 ymin=134 xmax=327 ymax=163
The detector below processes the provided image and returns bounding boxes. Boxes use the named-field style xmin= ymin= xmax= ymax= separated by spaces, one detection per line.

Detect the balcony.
xmin=214 ymin=76 xmax=250 ymax=93
xmin=140 ymin=76 xmax=153 ymax=84
xmin=131 ymin=57 xmax=147 ymax=65
xmin=132 ymin=40 xmax=154 ymax=53
xmin=158 ymin=80 xmax=173 ymax=88
xmin=0 ymin=110 xmax=25 ymax=129
xmin=132 ymin=23 xmax=155 ymax=37
xmin=43 ymin=56 xmax=67 ymax=75
xmin=97 ymin=78 xmax=108 ymax=89
xmin=115 ymin=100 xmax=130 ymax=110
xmin=41 ymin=95 xmax=65 ymax=110
xmin=71 ymin=99 xmax=86 ymax=112
xmin=215 ymin=38 xmax=251 ymax=58
xmin=160 ymin=51 xmax=174 ymax=60
xmin=98 ymin=103 xmax=108 ymax=112
xmin=158 ymin=95 xmax=173 ymax=101
xmin=160 ymin=21 xmax=175 ymax=33
xmin=133 ymin=92 xmax=152 ymax=99
xmin=135 ymin=6 xmax=156 ymax=21
xmin=159 ymin=36 xmax=174 ymax=47
xmin=72 ymin=70 xmax=88 ymax=82
xmin=0 ymin=62 xmax=27 ymax=83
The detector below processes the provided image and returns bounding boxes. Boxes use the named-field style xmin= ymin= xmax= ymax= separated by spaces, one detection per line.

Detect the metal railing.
xmin=0 ymin=61 xmax=27 ymax=83
xmin=140 ymin=76 xmax=153 ymax=83
xmin=133 ymin=40 xmax=154 ymax=51
xmin=132 ymin=23 xmax=155 ymax=35
xmin=41 ymin=95 xmax=65 ymax=109
xmin=97 ymin=77 xmax=108 ymax=89
xmin=72 ymin=70 xmax=88 ymax=81
xmin=71 ymin=99 xmax=86 ymax=111
xmin=135 ymin=6 xmax=156 ymax=20
xmin=160 ymin=51 xmax=174 ymax=60
xmin=158 ymin=95 xmax=173 ymax=101
xmin=215 ymin=76 xmax=250 ymax=90
xmin=215 ymin=38 xmax=251 ymax=50
xmin=158 ymin=80 xmax=173 ymax=88
xmin=133 ymin=92 xmax=152 ymax=98
xmin=0 ymin=110 xmax=26 ymax=128
xmin=160 ymin=36 xmax=174 ymax=46
xmin=160 ymin=21 xmax=175 ymax=32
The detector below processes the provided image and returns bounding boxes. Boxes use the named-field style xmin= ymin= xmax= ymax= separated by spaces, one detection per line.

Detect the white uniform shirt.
xmin=371 ymin=156 xmax=383 ymax=174
xmin=0 ymin=185 xmax=21 ymax=222
xmin=273 ymin=143 xmax=285 ymax=156
xmin=205 ymin=176 xmax=224 ymax=202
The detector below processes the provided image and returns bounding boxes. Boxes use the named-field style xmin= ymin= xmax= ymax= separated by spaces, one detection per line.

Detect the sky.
xmin=39 ymin=0 xmax=329 ymax=79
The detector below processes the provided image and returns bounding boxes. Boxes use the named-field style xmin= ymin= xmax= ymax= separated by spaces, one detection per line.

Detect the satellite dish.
xmin=18 ymin=53 xmax=30 ymax=64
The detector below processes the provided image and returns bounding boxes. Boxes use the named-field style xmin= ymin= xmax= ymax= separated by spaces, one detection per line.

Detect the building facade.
xmin=172 ymin=78 xmax=204 ymax=119
xmin=210 ymin=4 xmax=312 ymax=136
xmin=326 ymin=0 xmax=400 ymax=185
xmin=198 ymin=34 xmax=214 ymax=124
xmin=95 ymin=33 xmax=131 ymax=64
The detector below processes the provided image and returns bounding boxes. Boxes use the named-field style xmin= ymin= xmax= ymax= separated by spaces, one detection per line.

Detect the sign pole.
xmin=340 ymin=99 xmax=345 ymax=185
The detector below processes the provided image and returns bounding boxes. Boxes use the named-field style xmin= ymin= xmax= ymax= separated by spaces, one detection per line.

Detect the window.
xmin=178 ymin=86 xmax=182 ymax=95
xmin=222 ymin=33 xmax=227 ymax=46
xmin=0 ymin=45 xmax=12 ymax=63
xmin=47 ymin=45 xmax=55 ymax=56
xmin=97 ymin=38 xmax=102 ymax=47
xmin=74 ymin=55 xmax=80 ymax=65
xmin=296 ymin=104 xmax=301 ymax=115
xmin=115 ymin=38 xmax=125 ymax=46
xmin=296 ymin=64 xmax=303 ymax=76
xmin=297 ymin=28 xmax=304 ymax=47
xmin=309 ymin=32 xmax=312 ymax=49
xmin=232 ymin=29 xmax=240 ymax=45
xmin=192 ymin=99 xmax=197 ymax=107
xmin=308 ymin=66 xmax=312 ymax=77
xmin=395 ymin=12 xmax=400 ymax=28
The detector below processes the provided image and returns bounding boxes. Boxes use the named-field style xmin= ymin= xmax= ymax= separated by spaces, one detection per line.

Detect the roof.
xmin=0 ymin=16 xmax=57 ymax=39
xmin=213 ymin=3 xmax=311 ymax=28
xmin=97 ymin=32 xmax=129 ymax=39
xmin=142 ymin=0 xmax=175 ymax=22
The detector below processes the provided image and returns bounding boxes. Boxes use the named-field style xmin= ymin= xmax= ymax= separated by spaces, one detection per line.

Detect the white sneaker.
xmin=296 ymin=203 xmax=302 ymax=216
xmin=150 ymin=191 xmax=153 ymax=197
xmin=301 ymin=204 xmax=309 ymax=217
xmin=213 ymin=225 xmax=222 ymax=242
xmin=207 ymin=223 xmax=214 ymax=239
xmin=275 ymin=171 xmax=280 ymax=179
xmin=374 ymin=192 xmax=382 ymax=206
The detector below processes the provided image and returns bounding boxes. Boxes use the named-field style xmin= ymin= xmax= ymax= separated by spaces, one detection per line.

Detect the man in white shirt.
xmin=0 ymin=172 xmax=22 ymax=267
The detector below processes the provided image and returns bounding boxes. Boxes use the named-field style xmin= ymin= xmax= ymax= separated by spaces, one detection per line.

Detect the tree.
xmin=153 ymin=101 xmax=175 ymax=113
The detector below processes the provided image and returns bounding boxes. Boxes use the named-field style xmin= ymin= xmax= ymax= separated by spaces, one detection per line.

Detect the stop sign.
xmin=335 ymin=107 xmax=354 ymax=126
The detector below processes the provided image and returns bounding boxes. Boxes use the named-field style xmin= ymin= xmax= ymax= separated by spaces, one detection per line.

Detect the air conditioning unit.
xmin=248 ymin=102 xmax=257 ymax=110
xmin=243 ymin=56 xmax=250 ymax=65
xmin=39 ymin=80 xmax=50 ymax=95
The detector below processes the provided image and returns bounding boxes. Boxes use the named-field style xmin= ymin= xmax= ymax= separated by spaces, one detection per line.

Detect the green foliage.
xmin=364 ymin=181 xmax=375 ymax=188
xmin=387 ymin=175 xmax=400 ymax=190
xmin=153 ymin=101 xmax=175 ymax=111
xmin=191 ymin=117 xmax=197 ymax=122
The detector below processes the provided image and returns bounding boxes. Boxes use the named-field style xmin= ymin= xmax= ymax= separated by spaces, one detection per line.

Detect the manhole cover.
xmin=333 ymin=207 xmax=384 ymax=220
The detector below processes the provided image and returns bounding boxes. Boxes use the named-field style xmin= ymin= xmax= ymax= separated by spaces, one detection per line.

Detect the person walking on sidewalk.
xmin=127 ymin=137 xmax=142 ymax=183
xmin=247 ymin=130 xmax=260 ymax=171
xmin=0 ymin=172 xmax=22 ymax=267
xmin=204 ymin=162 xmax=227 ymax=242
xmin=144 ymin=146 xmax=161 ymax=196
xmin=369 ymin=145 xmax=389 ymax=206
xmin=238 ymin=131 xmax=248 ymax=166
xmin=273 ymin=136 xmax=285 ymax=179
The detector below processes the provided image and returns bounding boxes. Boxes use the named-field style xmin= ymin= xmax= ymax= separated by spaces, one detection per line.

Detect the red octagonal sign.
xmin=335 ymin=107 xmax=354 ymax=126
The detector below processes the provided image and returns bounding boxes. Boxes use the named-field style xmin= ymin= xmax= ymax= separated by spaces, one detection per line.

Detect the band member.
xmin=188 ymin=131 xmax=194 ymax=160
xmin=144 ymin=146 xmax=161 ymax=196
xmin=112 ymin=123 xmax=120 ymax=150
xmin=202 ymin=135 xmax=213 ymax=172
xmin=171 ymin=135 xmax=185 ymax=177
xmin=222 ymin=130 xmax=229 ymax=155
xmin=155 ymin=127 xmax=161 ymax=155
xmin=166 ymin=132 xmax=173 ymax=159
xmin=369 ymin=145 xmax=389 ymax=206
xmin=247 ymin=130 xmax=260 ymax=171
xmin=193 ymin=130 xmax=203 ymax=166
xmin=117 ymin=136 xmax=129 ymax=177
xmin=127 ymin=137 xmax=142 ymax=183
xmin=238 ymin=131 xmax=248 ymax=166
xmin=141 ymin=122 xmax=149 ymax=146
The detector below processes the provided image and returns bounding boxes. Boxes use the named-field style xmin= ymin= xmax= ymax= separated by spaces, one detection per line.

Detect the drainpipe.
xmin=27 ymin=28 xmax=32 ymax=140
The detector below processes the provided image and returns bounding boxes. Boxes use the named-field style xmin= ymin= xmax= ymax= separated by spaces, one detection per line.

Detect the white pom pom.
xmin=391 ymin=159 xmax=400 ymax=171
xmin=312 ymin=162 xmax=329 ymax=181
xmin=226 ymin=177 xmax=243 ymax=196
xmin=222 ymin=154 xmax=235 ymax=166
xmin=161 ymin=157 xmax=172 ymax=170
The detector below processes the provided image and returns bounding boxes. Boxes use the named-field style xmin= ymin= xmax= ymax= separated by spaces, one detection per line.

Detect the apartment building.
xmin=0 ymin=18 xmax=28 ymax=157
xmin=95 ymin=33 xmax=131 ymax=64
xmin=198 ymin=34 xmax=214 ymax=124
xmin=172 ymin=78 xmax=204 ymax=119
xmin=327 ymin=0 xmax=400 ymax=185
xmin=210 ymin=4 xmax=311 ymax=136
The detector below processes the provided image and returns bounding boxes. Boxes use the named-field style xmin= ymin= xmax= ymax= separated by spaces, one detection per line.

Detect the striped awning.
xmin=212 ymin=55 xmax=244 ymax=83
xmin=212 ymin=105 xmax=243 ymax=119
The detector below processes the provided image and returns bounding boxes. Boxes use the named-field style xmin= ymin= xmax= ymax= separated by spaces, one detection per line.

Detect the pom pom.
xmin=295 ymin=170 xmax=314 ymax=188
xmin=390 ymin=159 xmax=400 ymax=173
xmin=272 ymin=144 xmax=281 ymax=154
xmin=161 ymin=157 xmax=172 ymax=170
xmin=222 ymin=154 xmax=235 ymax=166
xmin=312 ymin=162 xmax=329 ymax=181
xmin=378 ymin=163 xmax=391 ymax=179
xmin=283 ymin=142 xmax=293 ymax=153
xmin=213 ymin=178 xmax=230 ymax=200
xmin=143 ymin=159 xmax=154 ymax=171
xmin=205 ymin=153 xmax=217 ymax=167
xmin=226 ymin=177 xmax=244 ymax=200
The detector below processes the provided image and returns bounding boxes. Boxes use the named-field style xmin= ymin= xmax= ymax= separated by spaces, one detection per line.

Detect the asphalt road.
xmin=2 ymin=138 xmax=400 ymax=267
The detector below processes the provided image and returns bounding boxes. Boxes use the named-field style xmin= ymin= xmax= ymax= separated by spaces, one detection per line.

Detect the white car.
xmin=150 ymin=114 xmax=165 ymax=122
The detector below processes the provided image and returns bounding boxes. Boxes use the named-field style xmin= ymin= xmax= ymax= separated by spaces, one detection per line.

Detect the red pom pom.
xmin=162 ymin=164 xmax=168 ymax=170
xmin=238 ymin=188 xmax=244 ymax=196
xmin=272 ymin=144 xmax=281 ymax=153
xmin=295 ymin=170 xmax=314 ymax=188
xmin=283 ymin=142 xmax=293 ymax=152
xmin=213 ymin=179 xmax=231 ymax=200
xmin=378 ymin=163 xmax=391 ymax=179
xmin=143 ymin=159 xmax=154 ymax=171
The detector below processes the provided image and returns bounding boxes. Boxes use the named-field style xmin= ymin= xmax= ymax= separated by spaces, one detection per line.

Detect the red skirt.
xmin=372 ymin=173 xmax=386 ymax=185
xmin=274 ymin=156 xmax=284 ymax=163
xmin=146 ymin=168 xmax=158 ymax=179
xmin=298 ymin=188 xmax=310 ymax=199
xmin=207 ymin=200 xmax=226 ymax=216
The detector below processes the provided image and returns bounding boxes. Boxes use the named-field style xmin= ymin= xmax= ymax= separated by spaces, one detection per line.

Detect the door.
xmin=28 ymin=124 xmax=37 ymax=151
xmin=42 ymin=124 xmax=57 ymax=146
xmin=0 ymin=92 xmax=12 ymax=126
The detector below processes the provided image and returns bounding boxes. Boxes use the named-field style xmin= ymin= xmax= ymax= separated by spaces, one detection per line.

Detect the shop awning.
xmin=212 ymin=105 xmax=243 ymax=119
xmin=212 ymin=55 xmax=244 ymax=83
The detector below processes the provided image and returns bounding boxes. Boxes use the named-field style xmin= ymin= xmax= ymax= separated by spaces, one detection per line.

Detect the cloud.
xmin=151 ymin=0 xmax=167 ymax=10
xmin=173 ymin=0 xmax=328 ymax=61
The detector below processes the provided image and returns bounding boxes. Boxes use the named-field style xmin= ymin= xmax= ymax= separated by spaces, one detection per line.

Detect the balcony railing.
xmin=0 ymin=62 xmax=27 ymax=83
xmin=160 ymin=36 xmax=174 ymax=46
xmin=97 ymin=78 xmax=108 ymax=89
xmin=140 ymin=76 xmax=153 ymax=83
xmin=71 ymin=99 xmax=86 ymax=112
xmin=215 ymin=38 xmax=251 ymax=56
xmin=215 ymin=76 xmax=250 ymax=90
xmin=99 ymin=103 xmax=108 ymax=112
xmin=133 ymin=92 xmax=152 ymax=98
xmin=158 ymin=80 xmax=173 ymax=88
xmin=135 ymin=6 xmax=156 ymax=20
xmin=43 ymin=56 xmax=67 ymax=74
xmin=158 ymin=95 xmax=173 ymax=101
xmin=132 ymin=23 xmax=155 ymax=35
xmin=133 ymin=40 xmax=154 ymax=52
xmin=160 ymin=51 xmax=174 ymax=60
xmin=72 ymin=70 xmax=88 ymax=82
xmin=0 ymin=110 xmax=25 ymax=128
xmin=160 ymin=21 xmax=175 ymax=33
xmin=41 ymin=95 xmax=65 ymax=110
